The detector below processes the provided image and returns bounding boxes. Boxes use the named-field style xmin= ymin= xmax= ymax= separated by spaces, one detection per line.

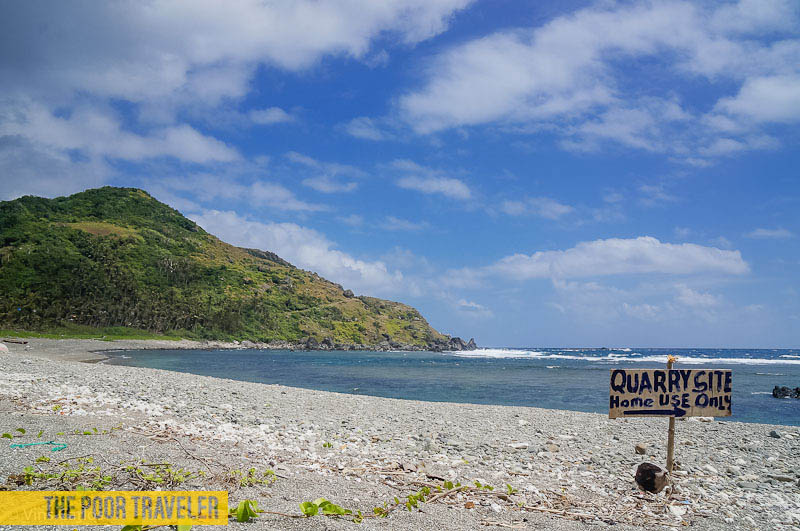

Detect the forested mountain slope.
xmin=0 ymin=187 xmax=472 ymax=350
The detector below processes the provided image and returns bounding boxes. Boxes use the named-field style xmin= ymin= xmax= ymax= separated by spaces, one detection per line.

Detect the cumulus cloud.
xmin=396 ymin=0 xmax=800 ymax=159
xmin=0 ymin=102 xmax=239 ymax=164
xmin=442 ymin=237 xmax=749 ymax=287
xmin=715 ymin=75 xmax=800 ymax=123
xmin=190 ymin=209 xmax=405 ymax=294
xmin=744 ymin=227 xmax=794 ymax=239
xmin=490 ymin=237 xmax=749 ymax=279
xmin=2 ymin=1 xmax=473 ymax=102
xmin=0 ymin=0 xmax=472 ymax=185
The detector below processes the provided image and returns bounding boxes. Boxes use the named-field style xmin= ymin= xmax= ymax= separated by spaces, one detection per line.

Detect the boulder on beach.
xmin=0 ymin=343 xmax=8 ymax=353
xmin=635 ymin=462 xmax=669 ymax=494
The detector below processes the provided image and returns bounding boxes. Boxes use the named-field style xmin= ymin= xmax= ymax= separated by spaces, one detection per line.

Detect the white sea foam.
xmin=779 ymin=354 xmax=800 ymax=359
xmin=448 ymin=349 xmax=800 ymax=365
xmin=449 ymin=348 xmax=543 ymax=358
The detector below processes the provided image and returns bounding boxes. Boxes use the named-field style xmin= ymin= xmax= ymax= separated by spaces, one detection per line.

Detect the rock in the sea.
xmin=772 ymin=386 xmax=800 ymax=399
xmin=635 ymin=443 xmax=647 ymax=455
xmin=429 ymin=336 xmax=478 ymax=351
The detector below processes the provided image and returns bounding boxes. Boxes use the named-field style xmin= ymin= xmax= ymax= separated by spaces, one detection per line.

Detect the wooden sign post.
xmin=609 ymin=357 xmax=732 ymax=474
xmin=666 ymin=356 xmax=676 ymax=473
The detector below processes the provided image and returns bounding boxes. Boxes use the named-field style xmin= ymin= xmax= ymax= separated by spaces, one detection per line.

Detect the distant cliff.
xmin=0 ymin=187 xmax=476 ymax=351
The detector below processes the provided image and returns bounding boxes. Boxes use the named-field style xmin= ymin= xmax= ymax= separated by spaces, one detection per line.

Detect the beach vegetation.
xmin=2 ymin=428 xmax=27 ymax=439
xmin=6 ymin=457 xmax=204 ymax=492
xmin=299 ymin=498 xmax=352 ymax=518
xmin=229 ymin=467 xmax=275 ymax=487
xmin=229 ymin=499 xmax=261 ymax=522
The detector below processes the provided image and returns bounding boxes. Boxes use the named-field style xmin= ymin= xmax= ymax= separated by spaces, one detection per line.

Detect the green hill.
xmin=0 ymin=187 xmax=470 ymax=350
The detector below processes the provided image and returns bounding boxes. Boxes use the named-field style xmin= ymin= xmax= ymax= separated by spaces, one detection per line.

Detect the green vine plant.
xmin=4 ymin=457 xmax=206 ymax=491
xmin=296 ymin=478 xmax=519 ymax=524
xmin=228 ymin=468 xmax=275 ymax=487
xmin=229 ymin=499 xmax=262 ymax=522
xmin=1 ymin=428 xmax=27 ymax=439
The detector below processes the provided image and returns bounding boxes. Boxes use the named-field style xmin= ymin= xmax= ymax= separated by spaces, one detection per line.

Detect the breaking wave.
xmin=448 ymin=348 xmax=800 ymax=365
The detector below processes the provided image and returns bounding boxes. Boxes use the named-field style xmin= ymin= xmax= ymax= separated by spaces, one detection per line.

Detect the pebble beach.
xmin=1 ymin=338 xmax=799 ymax=530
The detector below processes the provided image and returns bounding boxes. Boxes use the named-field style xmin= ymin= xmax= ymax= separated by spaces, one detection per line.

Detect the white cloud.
xmin=715 ymin=75 xmax=800 ymax=123
xmin=344 ymin=116 xmax=389 ymax=140
xmin=396 ymin=0 xmax=800 ymax=158
xmin=489 ymin=236 xmax=749 ymax=280
xmin=288 ymin=151 xmax=364 ymax=193
xmin=549 ymin=278 xmax=732 ymax=324
xmin=500 ymin=197 xmax=573 ymax=219
xmin=381 ymin=216 xmax=430 ymax=231
xmin=150 ymin=172 xmax=325 ymax=212
xmin=709 ymin=236 xmax=733 ymax=249
xmin=391 ymin=159 xmax=471 ymax=199
xmin=190 ymin=209 xmax=405 ymax=295
xmin=339 ymin=214 xmax=364 ymax=227
xmin=638 ymin=183 xmax=678 ymax=206
xmin=0 ymin=0 xmax=472 ymax=182
xmin=249 ymin=107 xmax=295 ymax=125
xmin=456 ymin=299 xmax=492 ymax=316
xmin=0 ymin=102 xmax=239 ymax=164
xmin=397 ymin=175 xmax=471 ymax=199
xmin=674 ymin=284 xmax=721 ymax=308
xmin=0 ymin=136 xmax=110 ymax=200
xmin=302 ymin=176 xmax=358 ymax=193
xmin=286 ymin=152 xmax=365 ymax=177
xmin=2 ymin=1 xmax=474 ymax=103
xmin=744 ymin=227 xmax=794 ymax=239
xmin=711 ymin=0 xmax=799 ymax=35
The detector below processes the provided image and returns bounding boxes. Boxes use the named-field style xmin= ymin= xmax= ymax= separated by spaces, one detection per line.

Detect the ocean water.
xmin=104 ymin=347 xmax=800 ymax=426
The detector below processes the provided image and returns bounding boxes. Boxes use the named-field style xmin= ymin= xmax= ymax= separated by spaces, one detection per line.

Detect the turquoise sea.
xmin=105 ymin=347 xmax=800 ymax=426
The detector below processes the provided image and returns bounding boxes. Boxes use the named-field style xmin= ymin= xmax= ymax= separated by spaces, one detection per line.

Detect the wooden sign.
xmin=609 ymin=368 xmax=731 ymax=419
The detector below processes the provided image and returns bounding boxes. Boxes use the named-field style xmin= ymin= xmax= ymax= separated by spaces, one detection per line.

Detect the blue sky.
xmin=1 ymin=0 xmax=798 ymax=347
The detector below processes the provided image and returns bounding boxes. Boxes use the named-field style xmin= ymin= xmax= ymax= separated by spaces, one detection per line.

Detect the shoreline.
xmin=1 ymin=339 xmax=799 ymax=529
xmin=0 ymin=336 xmax=475 ymax=364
